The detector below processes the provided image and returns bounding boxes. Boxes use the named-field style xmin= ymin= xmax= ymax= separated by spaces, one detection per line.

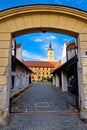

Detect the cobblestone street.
xmin=1 ymin=82 xmax=87 ymax=130
xmin=11 ymin=82 xmax=77 ymax=112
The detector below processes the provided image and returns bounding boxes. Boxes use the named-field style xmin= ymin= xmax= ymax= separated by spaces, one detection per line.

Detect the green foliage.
xmin=47 ymin=77 xmax=52 ymax=82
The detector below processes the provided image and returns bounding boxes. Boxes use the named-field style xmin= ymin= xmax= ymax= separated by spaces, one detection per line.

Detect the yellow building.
xmin=23 ymin=60 xmax=59 ymax=81
xmin=23 ymin=43 xmax=60 ymax=81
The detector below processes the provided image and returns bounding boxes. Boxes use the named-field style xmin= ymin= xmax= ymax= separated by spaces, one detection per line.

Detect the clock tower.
xmin=47 ymin=43 xmax=54 ymax=61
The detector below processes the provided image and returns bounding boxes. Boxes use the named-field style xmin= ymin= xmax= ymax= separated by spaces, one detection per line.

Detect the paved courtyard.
xmin=11 ymin=82 xmax=77 ymax=112
xmin=1 ymin=82 xmax=87 ymax=130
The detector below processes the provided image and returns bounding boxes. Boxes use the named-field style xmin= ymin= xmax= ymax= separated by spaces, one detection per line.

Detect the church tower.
xmin=47 ymin=43 xmax=54 ymax=61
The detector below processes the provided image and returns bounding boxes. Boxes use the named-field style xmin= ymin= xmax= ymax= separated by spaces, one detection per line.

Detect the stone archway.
xmin=0 ymin=5 xmax=87 ymax=125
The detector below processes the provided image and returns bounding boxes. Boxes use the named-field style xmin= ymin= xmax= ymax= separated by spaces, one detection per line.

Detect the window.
xmin=38 ymin=76 xmax=40 ymax=79
xmin=11 ymin=76 xmax=15 ymax=89
xmin=46 ymin=72 xmax=48 ymax=75
xmin=32 ymin=76 xmax=34 ymax=79
xmin=85 ymin=51 xmax=87 ymax=55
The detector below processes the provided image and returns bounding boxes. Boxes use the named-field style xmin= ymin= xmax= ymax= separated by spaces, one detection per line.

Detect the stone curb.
xmin=10 ymin=84 xmax=32 ymax=103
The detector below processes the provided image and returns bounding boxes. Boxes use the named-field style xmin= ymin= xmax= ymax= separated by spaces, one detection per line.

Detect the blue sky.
xmin=0 ymin=0 xmax=87 ymax=61
xmin=16 ymin=33 xmax=75 ymax=61
xmin=0 ymin=0 xmax=87 ymax=11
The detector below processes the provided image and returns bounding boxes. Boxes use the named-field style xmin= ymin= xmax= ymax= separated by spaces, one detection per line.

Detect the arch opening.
xmin=10 ymin=31 xmax=78 ymax=113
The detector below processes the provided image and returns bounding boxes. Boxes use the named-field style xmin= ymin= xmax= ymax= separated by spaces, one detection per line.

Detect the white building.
xmin=61 ymin=42 xmax=77 ymax=65
xmin=11 ymin=39 xmax=33 ymax=97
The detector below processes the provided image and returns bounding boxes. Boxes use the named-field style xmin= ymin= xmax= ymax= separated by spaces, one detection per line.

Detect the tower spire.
xmin=48 ymin=42 xmax=53 ymax=50
xmin=49 ymin=42 xmax=52 ymax=49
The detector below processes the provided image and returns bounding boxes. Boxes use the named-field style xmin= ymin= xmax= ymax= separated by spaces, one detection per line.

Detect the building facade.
xmin=11 ymin=40 xmax=33 ymax=97
xmin=11 ymin=56 xmax=32 ymax=97
xmin=23 ymin=61 xmax=59 ymax=81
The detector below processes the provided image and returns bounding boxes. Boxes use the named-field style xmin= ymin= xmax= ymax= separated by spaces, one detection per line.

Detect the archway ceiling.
xmin=0 ymin=5 xmax=87 ymax=37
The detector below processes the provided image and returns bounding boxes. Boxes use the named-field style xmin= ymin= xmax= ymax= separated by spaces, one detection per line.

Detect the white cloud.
xmin=22 ymin=48 xmax=62 ymax=62
xmin=41 ymin=35 xmax=58 ymax=51
xmin=63 ymin=38 xmax=68 ymax=42
xmin=34 ymin=38 xmax=43 ymax=42
xmin=63 ymin=37 xmax=76 ymax=43
xmin=22 ymin=49 xmax=47 ymax=61
xmin=24 ymin=33 xmax=57 ymax=43
xmin=53 ymin=42 xmax=63 ymax=61
xmin=54 ymin=0 xmax=84 ymax=5
xmin=22 ymin=50 xmax=30 ymax=58
xmin=42 ymin=44 xmax=49 ymax=50
xmin=46 ymin=35 xmax=56 ymax=40
xmin=29 ymin=36 xmax=44 ymax=43
xmin=24 ymin=35 xmax=43 ymax=43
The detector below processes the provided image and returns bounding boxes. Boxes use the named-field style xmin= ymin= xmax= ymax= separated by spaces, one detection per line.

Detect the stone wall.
xmin=0 ymin=32 xmax=11 ymax=125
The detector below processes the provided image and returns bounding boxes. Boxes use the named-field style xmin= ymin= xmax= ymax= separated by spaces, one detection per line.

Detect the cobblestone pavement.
xmin=1 ymin=82 xmax=87 ymax=130
xmin=11 ymin=82 xmax=76 ymax=112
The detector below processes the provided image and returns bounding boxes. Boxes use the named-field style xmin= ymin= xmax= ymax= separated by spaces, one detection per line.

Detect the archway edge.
xmin=0 ymin=5 xmax=87 ymax=21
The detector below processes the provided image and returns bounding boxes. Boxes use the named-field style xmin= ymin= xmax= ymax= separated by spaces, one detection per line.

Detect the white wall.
xmin=11 ymin=71 xmax=30 ymax=97
xmin=61 ymin=42 xmax=77 ymax=65
xmin=61 ymin=71 xmax=68 ymax=92
xmin=12 ymin=39 xmax=16 ymax=56
xmin=15 ymin=71 xmax=29 ymax=88
xmin=61 ymin=43 xmax=67 ymax=65
xmin=12 ymin=38 xmax=22 ymax=61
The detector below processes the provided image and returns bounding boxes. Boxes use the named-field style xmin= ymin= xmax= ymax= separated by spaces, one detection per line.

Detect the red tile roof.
xmin=16 ymin=44 xmax=21 ymax=48
xmin=51 ymin=60 xmax=61 ymax=72
xmin=51 ymin=60 xmax=61 ymax=68
xmin=22 ymin=60 xmax=58 ymax=68
xmin=65 ymin=42 xmax=71 ymax=46
xmin=65 ymin=42 xmax=77 ymax=50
